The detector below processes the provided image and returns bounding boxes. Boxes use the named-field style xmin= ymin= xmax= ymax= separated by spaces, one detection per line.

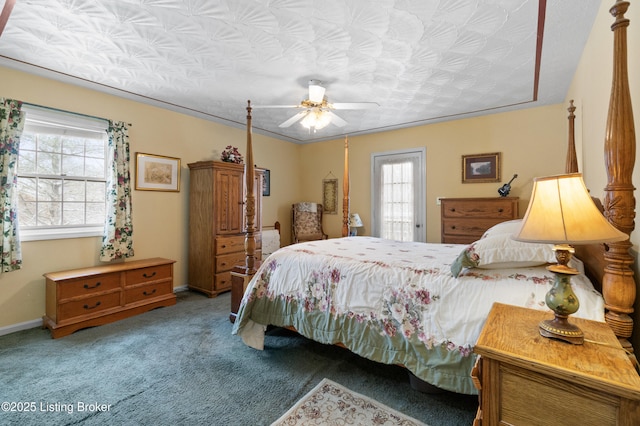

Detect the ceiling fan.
xmin=256 ymin=80 xmax=379 ymax=130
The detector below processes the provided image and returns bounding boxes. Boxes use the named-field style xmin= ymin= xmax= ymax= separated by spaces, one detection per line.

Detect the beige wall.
xmin=0 ymin=67 xmax=301 ymax=330
xmin=565 ymin=0 xmax=640 ymax=350
xmin=301 ymin=105 xmax=567 ymax=241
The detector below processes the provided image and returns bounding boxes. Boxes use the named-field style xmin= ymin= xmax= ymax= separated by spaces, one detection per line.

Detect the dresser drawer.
xmin=216 ymin=251 xmax=247 ymax=272
xmin=57 ymin=272 xmax=121 ymax=300
xmin=125 ymin=264 xmax=172 ymax=286
xmin=442 ymin=199 xmax=516 ymax=219
xmin=215 ymin=272 xmax=233 ymax=291
xmin=216 ymin=235 xmax=245 ymax=255
xmin=124 ymin=281 xmax=173 ymax=305
xmin=442 ymin=218 xmax=507 ymax=239
xmin=58 ymin=291 xmax=121 ymax=321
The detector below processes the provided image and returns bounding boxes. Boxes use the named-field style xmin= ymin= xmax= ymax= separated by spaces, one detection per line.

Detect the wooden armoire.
xmin=187 ymin=161 xmax=263 ymax=297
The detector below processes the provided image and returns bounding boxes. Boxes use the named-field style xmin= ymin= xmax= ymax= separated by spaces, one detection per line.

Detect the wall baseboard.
xmin=1 ymin=286 xmax=191 ymax=337
xmin=0 ymin=318 xmax=42 ymax=337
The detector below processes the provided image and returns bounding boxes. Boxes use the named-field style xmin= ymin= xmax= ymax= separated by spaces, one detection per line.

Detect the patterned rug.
xmin=271 ymin=378 xmax=428 ymax=426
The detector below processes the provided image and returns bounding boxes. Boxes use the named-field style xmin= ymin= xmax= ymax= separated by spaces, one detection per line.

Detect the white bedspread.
xmin=232 ymin=237 xmax=605 ymax=394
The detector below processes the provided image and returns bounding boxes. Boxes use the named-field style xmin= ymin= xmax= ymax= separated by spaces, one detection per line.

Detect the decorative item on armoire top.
xmin=498 ymin=173 xmax=518 ymax=197
xmin=462 ymin=152 xmax=501 ymax=183
xmin=221 ymin=145 xmax=243 ymax=164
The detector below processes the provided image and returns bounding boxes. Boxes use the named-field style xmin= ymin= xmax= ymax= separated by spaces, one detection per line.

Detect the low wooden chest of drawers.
xmin=441 ymin=197 xmax=519 ymax=244
xmin=43 ymin=257 xmax=176 ymax=338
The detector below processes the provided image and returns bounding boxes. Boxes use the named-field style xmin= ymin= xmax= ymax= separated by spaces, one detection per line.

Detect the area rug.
xmin=271 ymin=378 xmax=428 ymax=426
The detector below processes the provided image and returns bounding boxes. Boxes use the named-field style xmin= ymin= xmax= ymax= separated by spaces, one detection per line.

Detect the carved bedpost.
xmin=342 ymin=136 xmax=350 ymax=237
xmin=244 ymin=100 xmax=257 ymax=274
xmin=602 ymin=1 xmax=636 ymax=359
xmin=565 ymin=100 xmax=579 ymax=173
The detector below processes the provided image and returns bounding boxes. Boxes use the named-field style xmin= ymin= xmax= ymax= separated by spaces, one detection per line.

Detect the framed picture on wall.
xmin=135 ymin=152 xmax=181 ymax=191
xmin=462 ymin=152 xmax=501 ymax=183
xmin=263 ymin=169 xmax=270 ymax=196
xmin=322 ymin=178 xmax=338 ymax=214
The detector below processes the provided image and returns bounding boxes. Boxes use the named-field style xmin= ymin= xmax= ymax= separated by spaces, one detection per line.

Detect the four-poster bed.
xmin=233 ymin=0 xmax=637 ymax=393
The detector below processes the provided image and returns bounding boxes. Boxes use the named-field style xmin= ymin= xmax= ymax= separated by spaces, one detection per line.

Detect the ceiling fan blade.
xmin=252 ymin=104 xmax=301 ymax=109
xmin=279 ymin=111 xmax=308 ymax=128
xmin=326 ymin=111 xmax=347 ymax=127
xmin=331 ymin=102 xmax=379 ymax=110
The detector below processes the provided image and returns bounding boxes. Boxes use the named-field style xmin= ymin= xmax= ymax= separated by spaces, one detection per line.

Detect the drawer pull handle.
xmin=221 ymin=245 xmax=227 ymax=248
xmin=83 ymin=301 xmax=102 ymax=310
xmin=143 ymin=289 xmax=157 ymax=296
xmin=450 ymin=208 xmax=456 ymax=212
xmin=143 ymin=272 xmax=156 ymax=278
xmin=498 ymin=208 xmax=504 ymax=212
xmin=84 ymin=282 xmax=101 ymax=289
xmin=451 ymin=226 xmax=456 ymax=229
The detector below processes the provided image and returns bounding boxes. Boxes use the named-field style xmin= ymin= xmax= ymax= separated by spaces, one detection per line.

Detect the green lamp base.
xmin=539 ymin=316 xmax=584 ymax=345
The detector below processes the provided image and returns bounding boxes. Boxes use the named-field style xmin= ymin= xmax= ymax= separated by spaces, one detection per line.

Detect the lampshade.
xmin=349 ymin=213 xmax=364 ymax=227
xmin=513 ymin=173 xmax=627 ymax=245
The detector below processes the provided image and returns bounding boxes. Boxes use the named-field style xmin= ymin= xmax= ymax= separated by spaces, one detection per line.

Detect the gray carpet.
xmin=0 ymin=291 xmax=477 ymax=425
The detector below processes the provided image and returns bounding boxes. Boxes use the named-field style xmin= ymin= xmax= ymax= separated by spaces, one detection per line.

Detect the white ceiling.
xmin=0 ymin=0 xmax=600 ymax=144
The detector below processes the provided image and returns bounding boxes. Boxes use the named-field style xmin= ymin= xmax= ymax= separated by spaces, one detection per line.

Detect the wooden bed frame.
xmin=240 ymin=0 xmax=636 ymax=360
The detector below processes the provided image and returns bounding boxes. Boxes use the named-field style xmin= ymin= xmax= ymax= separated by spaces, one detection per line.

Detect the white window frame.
xmin=17 ymin=105 xmax=108 ymax=242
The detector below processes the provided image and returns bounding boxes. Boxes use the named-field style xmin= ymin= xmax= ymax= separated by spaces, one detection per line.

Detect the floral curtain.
xmin=100 ymin=120 xmax=134 ymax=261
xmin=0 ymin=99 xmax=25 ymax=273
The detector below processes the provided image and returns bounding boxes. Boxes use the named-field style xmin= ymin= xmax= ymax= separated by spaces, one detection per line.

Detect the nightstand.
xmin=472 ymin=303 xmax=640 ymax=426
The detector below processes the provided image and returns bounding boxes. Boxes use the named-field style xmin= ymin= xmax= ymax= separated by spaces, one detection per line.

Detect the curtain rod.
xmin=22 ymin=102 xmax=132 ymax=126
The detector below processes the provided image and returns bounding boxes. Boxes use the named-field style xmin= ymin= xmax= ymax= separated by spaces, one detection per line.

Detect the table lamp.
xmin=513 ymin=173 xmax=628 ymax=344
xmin=349 ymin=213 xmax=364 ymax=236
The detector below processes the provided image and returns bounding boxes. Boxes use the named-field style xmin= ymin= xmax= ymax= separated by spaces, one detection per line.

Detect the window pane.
xmin=38 ymin=134 xmax=62 ymax=153
xmin=20 ymin=133 xmax=36 ymax=150
xmin=86 ymin=202 xmax=105 ymax=225
xmin=37 ymin=151 xmax=62 ymax=175
xmin=38 ymin=178 xmax=62 ymax=202
xmin=64 ymin=180 xmax=85 ymax=202
xmin=18 ymin=150 xmax=37 ymax=174
xmin=86 ymin=181 xmax=106 ymax=202
xmin=37 ymin=202 xmax=62 ymax=226
xmin=62 ymin=154 xmax=84 ymax=176
xmin=63 ymin=202 xmax=85 ymax=225
xmin=86 ymin=139 xmax=105 ymax=158
xmin=62 ymin=138 xmax=85 ymax=155
xmin=85 ymin=157 xmax=105 ymax=178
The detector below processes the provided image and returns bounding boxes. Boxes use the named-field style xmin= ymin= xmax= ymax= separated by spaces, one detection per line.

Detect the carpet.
xmin=272 ymin=378 xmax=428 ymax=426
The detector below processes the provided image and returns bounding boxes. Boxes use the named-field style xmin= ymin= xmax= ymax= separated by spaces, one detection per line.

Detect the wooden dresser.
xmin=187 ymin=161 xmax=263 ymax=297
xmin=440 ymin=197 xmax=518 ymax=244
xmin=472 ymin=303 xmax=640 ymax=425
xmin=43 ymin=257 xmax=176 ymax=339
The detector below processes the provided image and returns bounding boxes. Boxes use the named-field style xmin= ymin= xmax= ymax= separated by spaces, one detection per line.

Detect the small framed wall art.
xmin=263 ymin=169 xmax=270 ymax=196
xmin=462 ymin=152 xmax=501 ymax=183
xmin=322 ymin=178 xmax=338 ymax=214
xmin=135 ymin=152 xmax=181 ymax=191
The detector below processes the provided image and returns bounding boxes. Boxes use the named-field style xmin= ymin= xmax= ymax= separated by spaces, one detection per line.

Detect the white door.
xmin=371 ymin=148 xmax=426 ymax=242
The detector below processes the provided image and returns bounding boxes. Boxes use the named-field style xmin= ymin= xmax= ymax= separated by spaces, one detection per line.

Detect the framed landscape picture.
xmin=462 ymin=152 xmax=501 ymax=183
xmin=135 ymin=153 xmax=181 ymax=191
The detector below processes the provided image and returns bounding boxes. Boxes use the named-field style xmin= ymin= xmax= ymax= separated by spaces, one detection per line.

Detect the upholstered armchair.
xmin=291 ymin=202 xmax=328 ymax=244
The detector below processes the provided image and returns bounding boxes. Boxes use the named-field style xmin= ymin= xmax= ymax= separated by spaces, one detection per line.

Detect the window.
xmin=16 ymin=106 xmax=108 ymax=241
xmin=371 ymin=148 xmax=426 ymax=242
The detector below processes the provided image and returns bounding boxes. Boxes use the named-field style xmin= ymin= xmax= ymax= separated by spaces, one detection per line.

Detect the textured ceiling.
xmin=0 ymin=0 xmax=600 ymax=144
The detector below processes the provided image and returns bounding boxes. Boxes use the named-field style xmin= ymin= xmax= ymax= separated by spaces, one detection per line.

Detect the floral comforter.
xmin=231 ymin=237 xmax=605 ymax=394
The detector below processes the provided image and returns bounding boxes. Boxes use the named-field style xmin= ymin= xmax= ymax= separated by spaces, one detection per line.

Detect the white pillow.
xmin=451 ymin=232 xmax=556 ymax=277
xmin=481 ymin=219 xmax=523 ymax=239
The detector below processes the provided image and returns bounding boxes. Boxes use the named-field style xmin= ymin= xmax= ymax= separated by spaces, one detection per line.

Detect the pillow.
xmin=481 ymin=219 xmax=523 ymax=239
xmin=451 ymin=233 xmax=556 ymax=277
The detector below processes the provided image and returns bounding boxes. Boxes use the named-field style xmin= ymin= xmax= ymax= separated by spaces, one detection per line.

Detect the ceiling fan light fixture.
xmin=308 ymin=80 xmax=326 ymax=104
xmin=301 ymin=109 xmax=331 ymax=130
